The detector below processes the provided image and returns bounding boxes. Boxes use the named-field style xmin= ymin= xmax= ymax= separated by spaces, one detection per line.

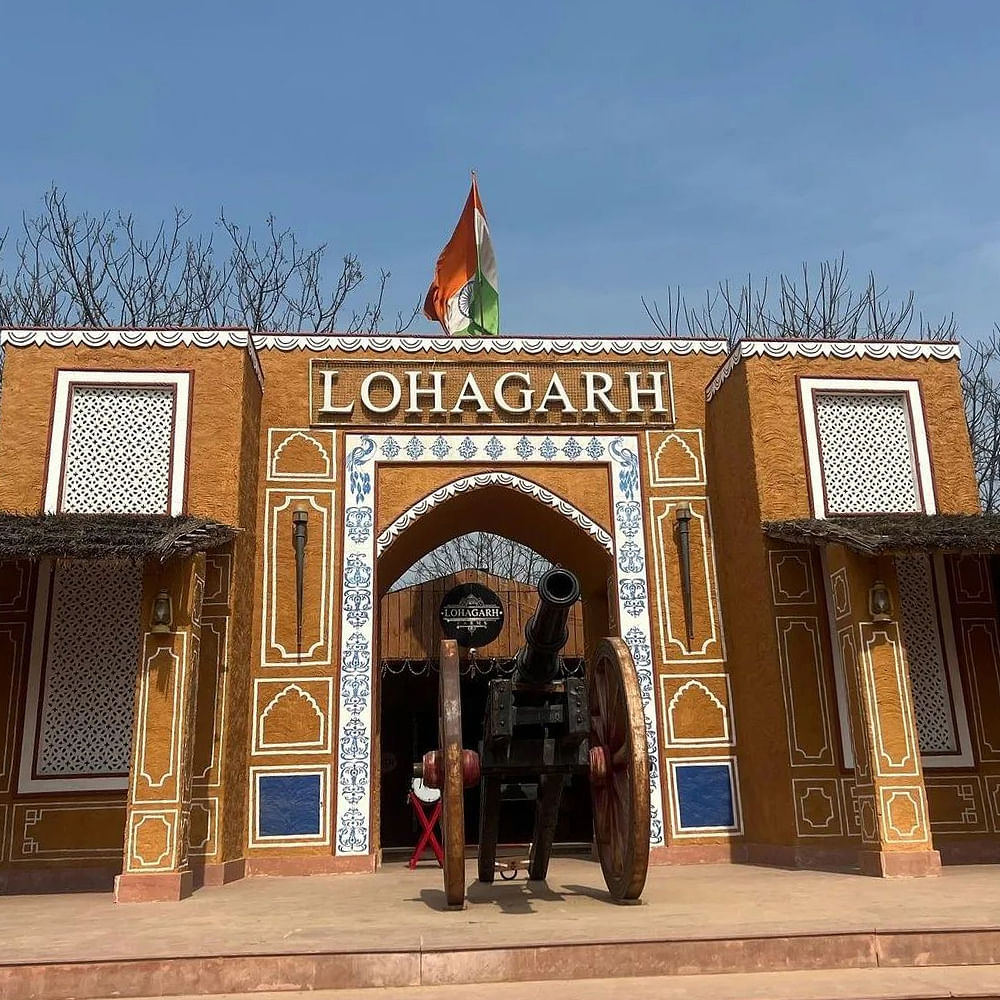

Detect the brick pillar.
xmin=824 ymin=544 xmax=940 ymax=877
xmin=115 ymin=553 xmax=205 ymax=902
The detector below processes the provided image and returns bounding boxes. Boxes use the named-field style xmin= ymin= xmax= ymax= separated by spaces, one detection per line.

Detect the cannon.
xmin=415 ymin=566 xmax=650 ymax=908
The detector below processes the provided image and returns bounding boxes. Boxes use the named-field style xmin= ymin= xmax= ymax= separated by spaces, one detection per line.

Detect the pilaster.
xmin=114 ymin=553 xmax=205 ymax=902
xmin=824 ymin=544 xmax=940 ymax=877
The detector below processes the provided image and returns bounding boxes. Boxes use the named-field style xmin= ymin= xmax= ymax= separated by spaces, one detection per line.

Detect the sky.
xmin=2 ymin=1 xmax=999 ymax=339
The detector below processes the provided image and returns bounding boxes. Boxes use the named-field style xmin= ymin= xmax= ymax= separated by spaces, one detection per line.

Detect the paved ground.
xmin=92 ymin=966 xmax=1000 ymax=1000
xmin=2 ymin=858 xmax=1000 ymax=964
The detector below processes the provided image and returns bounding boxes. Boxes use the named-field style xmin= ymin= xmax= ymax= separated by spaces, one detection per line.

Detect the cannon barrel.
xmin=514 ymin=567 xmax=581 ymax=685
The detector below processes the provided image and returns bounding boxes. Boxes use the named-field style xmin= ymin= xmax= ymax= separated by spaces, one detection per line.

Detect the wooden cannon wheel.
xmin=588 ymin=637 xmax=650 ymax=902
xmin=438 ymin=639 xmax=467 ymax=909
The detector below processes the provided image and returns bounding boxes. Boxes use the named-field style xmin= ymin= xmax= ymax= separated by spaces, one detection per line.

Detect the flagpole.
xmin=471 ymin=169 xmax=484 ymax=337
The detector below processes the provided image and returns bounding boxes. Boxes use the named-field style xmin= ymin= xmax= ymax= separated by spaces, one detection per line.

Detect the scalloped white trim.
xmin=0 ymin=327 xmax=728 ymax=357
xmin=705 ymin=339 xmax=961 ymax=403
xmin=376 ymin=472 xmax=614 ymax=556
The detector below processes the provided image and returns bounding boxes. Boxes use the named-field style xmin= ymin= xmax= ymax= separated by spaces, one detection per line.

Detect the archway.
xmin=375 ymin=477 xmax=615 ymax=859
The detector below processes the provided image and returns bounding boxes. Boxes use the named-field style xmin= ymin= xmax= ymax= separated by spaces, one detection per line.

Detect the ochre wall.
xmin=0 ymin=344 xmax=259 ymax=888
xmin=742 ymin=354 xmax=979 ymax=520
xmin=0 ymin=344 xmax=252 ymax=524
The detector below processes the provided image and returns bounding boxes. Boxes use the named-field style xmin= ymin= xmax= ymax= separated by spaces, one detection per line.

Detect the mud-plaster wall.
xmin=706 ymin=366 xmax=796 ymax=854
xmin=742 ymin=355 xmax=979 ymax=520
xmin=0 ymin=345 xmax=257 ymax=883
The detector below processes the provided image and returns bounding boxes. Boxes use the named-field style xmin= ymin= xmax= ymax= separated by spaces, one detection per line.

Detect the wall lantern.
xmin=869 ymin=580 xmax=892 ymax=622
xmin=292 ymin=506 xmax=309 ymax=653
xmin=151 ymin=589 xmax=173 ymax=633
xmin=675 ymin=504 xmax=695 ymax=646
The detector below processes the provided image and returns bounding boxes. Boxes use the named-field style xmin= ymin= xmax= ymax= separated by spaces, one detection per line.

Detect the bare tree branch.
xmin=0 ymin=185 xmax=410 ymax=333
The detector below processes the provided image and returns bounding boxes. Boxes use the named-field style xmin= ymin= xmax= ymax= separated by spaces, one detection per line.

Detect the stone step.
xmin=93 ymin=966 xmax=1000 ymax=1000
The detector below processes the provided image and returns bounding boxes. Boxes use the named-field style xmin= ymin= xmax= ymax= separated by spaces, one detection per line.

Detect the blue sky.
xmin=2 ymin=1 xmax=998 ymax=338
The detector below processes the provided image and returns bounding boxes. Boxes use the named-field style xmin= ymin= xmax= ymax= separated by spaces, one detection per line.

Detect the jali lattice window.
xmin=813 ymin=391 xmax=920 ymax=515
xmin=894 ymin=554 xmax=958 ymax=756
xmin=60 ymin=385 xmax=176 ymax=513
xmin=29 ymin=560 xmax=143 ymax=786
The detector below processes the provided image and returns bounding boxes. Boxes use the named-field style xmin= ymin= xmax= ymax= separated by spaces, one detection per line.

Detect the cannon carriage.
xmin=415 ymin=567 xmax=650 ymax=908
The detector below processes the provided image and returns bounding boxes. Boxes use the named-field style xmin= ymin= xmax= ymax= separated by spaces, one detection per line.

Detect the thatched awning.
xmin=763 ymin=514 xmax=1000 ymax=557
xmin=0 ymin=513 xmax=238 ymax=561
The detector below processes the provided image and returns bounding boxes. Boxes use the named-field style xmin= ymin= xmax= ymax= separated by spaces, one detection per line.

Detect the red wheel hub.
xmin=420 ymin=748 xmax=481 ymax=789
xmin=589 ymin=744 xmax=610 ymax=785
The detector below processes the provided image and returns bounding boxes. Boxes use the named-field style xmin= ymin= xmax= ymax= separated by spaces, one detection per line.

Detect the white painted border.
xmin=820 ymin=549 xmax=856 ymax=770
xmin=798 ymin=377 xmax=935 ymax=518
xmin=252 ymin=677 xmax=334 ymax=755
xmin=267 ymin=428 xmax=336 ymax=482
xmin=775 ymin=616 xmax=834 ymax=767
xmin=648 ymin=497 xmax=726 ymax=662
xmin=17 ymin=801 xmax=127 ymax=860
xmin=666 ymin=756 xmax=743 ymax=837
xmin=768 ymin=549 xmax=816 ymax=605
xmin=134 ymin=634 xmax=188 ymax=802
xmin=126 ymin=808 xmax=179 ymax=871
xmin=249 ymin=764 xmax=331 ymax=848
xmin=645 ymin=430 xmax=706 ymax=488
xmin=189 ymin=796 xmax=220 ymax=855
xmin=260 ymin=489 xmax=336 ymax=666
xmin=44 ymin=370 xmax=190 ymax=515
xmin=792 ymin=777 xmax=844 ymax=838
xmin=195 ymin=618 xmax=229 ymax=785
xmin=660 ymin=673 xmax=735 ymax=748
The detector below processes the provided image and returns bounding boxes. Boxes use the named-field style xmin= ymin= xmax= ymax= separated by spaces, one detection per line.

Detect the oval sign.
xmin=438 ymin=582 xmax=505 ymax=648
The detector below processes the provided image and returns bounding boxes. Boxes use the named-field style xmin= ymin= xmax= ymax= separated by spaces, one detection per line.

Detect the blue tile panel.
xmin=258 ymin=773 xmax=322 ymax=837
xmin=675 ymin=763 xmax=735 ymax=830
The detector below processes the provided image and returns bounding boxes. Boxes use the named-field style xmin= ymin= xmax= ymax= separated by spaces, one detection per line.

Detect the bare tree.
xmin=0 ymin=186 xmax=419 ymax=333
xmin=960 ymin=327 xmax=1000 ymax=513
xmin=389 ymin=533 xmax=552 ymax=591
xmin=645 ymin=255 xmax=1000 ymax=511
xmin=643 ymin=254 xmax=956 ymax=348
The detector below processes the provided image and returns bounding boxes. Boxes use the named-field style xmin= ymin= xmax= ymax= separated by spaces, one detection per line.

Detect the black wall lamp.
xmin=675 ymin=504 xmax=695 ymax=647
xmin=151 ymin=589 xmax=173 ymax=633
xmin=869 ymin=579 xmax=892 ymax=622
xmin=292 ymin=506 xmax=309 ymax=653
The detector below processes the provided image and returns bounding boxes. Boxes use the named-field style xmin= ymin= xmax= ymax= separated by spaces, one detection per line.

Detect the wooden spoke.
xmin=439 ymin=639 xmax=466 ymax=909
xmin=588 ymin=637 xmax=650 ymax=902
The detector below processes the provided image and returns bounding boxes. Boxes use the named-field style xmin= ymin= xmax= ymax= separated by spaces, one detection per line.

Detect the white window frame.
xmin=799 ymin=377 xmax=935 ymax=518
xmin=44 ymin=370 xmax=191 ymax=515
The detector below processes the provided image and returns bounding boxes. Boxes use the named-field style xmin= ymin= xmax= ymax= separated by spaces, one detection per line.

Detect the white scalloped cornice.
xmin=0 ymin=328 xmax=728 ymax=357
xmin=705 ymin=339 xmax=962 ymax=403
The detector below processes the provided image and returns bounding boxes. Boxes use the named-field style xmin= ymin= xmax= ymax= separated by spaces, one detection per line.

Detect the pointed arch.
xmin=376 ymin=472 xmax=614 ymax=556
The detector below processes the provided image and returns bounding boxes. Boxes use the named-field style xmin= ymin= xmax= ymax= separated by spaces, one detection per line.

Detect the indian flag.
xmin=423 ymin=176 xmax=499 ymax=336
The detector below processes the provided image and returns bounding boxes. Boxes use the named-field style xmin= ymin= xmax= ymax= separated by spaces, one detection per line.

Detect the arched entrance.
xmin=374 ymin=477 xmax=615 ymax=859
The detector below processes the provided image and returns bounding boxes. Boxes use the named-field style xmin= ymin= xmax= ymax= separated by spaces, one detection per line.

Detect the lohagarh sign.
xmin=439 ymin=582 xmax=505 ymax=648
xmin=309 ymin=359 xmax=673 ymax=425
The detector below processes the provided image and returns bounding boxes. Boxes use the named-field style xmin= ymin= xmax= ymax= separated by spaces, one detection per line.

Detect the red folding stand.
xmin=407 ymin=791 xmax=444 ymax=869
